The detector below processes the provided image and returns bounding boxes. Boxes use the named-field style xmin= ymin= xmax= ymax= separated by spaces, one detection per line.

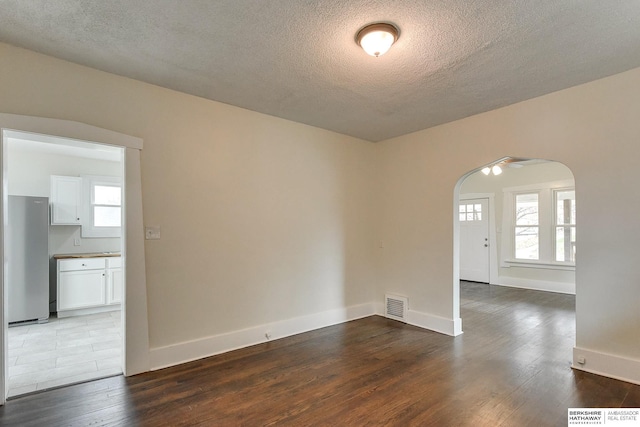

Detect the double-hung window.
xmin=503 ymin=180 xmax=575 ymax=268
xmin=93 ymin=183 xmax=122 ymax=227
xmin=81 ymin=175 xmax=122 ymax=238
xmin=555 ymin=189 xmax=576 ymax=262
xmin=514 ymin=193 xmax=539 ymax=260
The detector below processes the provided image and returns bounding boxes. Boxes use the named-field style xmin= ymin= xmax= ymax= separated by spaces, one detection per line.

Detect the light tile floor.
xmin=7 ymin=311 xmax=122 ymax=397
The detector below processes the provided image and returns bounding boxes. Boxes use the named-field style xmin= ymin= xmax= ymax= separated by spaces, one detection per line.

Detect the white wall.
xmin=376 ymin=67 xmax=640 ymax=382
xmin=460 ymin=161 xmax=575 ymax=291
xmin=0 ymin=42 xmax=377 ymax=366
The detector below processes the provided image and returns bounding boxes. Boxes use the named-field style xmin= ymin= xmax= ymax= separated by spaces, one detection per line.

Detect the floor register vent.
xmin=385 ymin=294 xmax=408 ymax=322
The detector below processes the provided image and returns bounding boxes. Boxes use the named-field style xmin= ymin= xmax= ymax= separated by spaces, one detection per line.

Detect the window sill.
xmin=503 ymin=259 xmax=575 ymax=271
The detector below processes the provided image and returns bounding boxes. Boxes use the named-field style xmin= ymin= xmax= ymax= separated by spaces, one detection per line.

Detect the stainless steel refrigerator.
xmin=7 ymin=195 xmax=49 ymax=324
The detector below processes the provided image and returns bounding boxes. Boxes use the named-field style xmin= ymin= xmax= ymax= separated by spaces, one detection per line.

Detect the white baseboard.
xmin=149 ymin=303 xmax=376 ymax=370
xmin=495 ymin=276 xmax=575 ymax=295
xmin=374 ymin=302 xmax=462 ymax=336
xmin=407 ymin=310 xmax=463 ymax=336
xmin=572 ymin=347 xmax=640 ymax=385
xmin=57 ymin=304 xmax=120 ymax=318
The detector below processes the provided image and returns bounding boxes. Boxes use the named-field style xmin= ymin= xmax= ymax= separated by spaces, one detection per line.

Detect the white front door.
xmin=459 ymin=198 xmax=490 ymax=282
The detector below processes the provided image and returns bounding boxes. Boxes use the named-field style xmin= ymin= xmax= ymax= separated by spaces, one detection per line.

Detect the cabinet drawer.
xmin=107 ymin=257 xmax=122 ymax=268
xmin=59 ymin=258 xmax=106 ymax=271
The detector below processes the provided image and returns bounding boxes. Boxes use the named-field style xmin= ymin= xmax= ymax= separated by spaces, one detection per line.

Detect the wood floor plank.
xmin=1 ymin=281 xmax=639 ymax=426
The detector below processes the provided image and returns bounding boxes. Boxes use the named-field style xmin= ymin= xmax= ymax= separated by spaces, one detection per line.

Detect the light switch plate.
xmin=145 ymin=226 xmax=161 ymax=240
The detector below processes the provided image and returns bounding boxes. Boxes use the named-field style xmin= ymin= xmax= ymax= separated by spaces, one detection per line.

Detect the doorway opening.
xmin=4 ymin=130 xmax=125 ymax=397
xmin=0 ymin=113 xmax=150 ymax=406
xmin=454 ymin=157 xmax=577 ymax=329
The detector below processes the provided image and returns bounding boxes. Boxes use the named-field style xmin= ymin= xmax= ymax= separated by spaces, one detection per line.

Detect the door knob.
xmin=484 ymin=244 xmax=488 ymax=247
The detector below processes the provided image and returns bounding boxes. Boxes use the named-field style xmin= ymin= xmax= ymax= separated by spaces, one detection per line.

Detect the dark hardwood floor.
xmin=2 ymin=282 xmax=639 ymax=426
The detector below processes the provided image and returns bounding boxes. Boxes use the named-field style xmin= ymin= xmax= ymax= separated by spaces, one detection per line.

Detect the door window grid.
xmin=459 ymin=203 xmax=482 ymax=222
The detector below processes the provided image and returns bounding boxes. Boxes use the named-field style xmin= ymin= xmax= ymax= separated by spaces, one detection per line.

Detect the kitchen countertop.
xmin=53 ymin=252 xmax=121 ymax=259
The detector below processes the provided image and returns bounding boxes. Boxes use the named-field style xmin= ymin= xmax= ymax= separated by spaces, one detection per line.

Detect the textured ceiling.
xmin=1 ymin=1 xmax=640 ymax=142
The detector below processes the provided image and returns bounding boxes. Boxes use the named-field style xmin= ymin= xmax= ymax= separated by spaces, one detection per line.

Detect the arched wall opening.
xmin=453 ymin=157 xmax=576 ymax=331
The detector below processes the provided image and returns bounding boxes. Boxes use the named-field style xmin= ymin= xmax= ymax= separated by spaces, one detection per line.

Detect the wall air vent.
xmin=385 ymin=294 xmax=408 ymax=322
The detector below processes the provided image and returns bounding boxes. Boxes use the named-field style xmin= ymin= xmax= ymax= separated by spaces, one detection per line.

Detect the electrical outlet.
xmin=73 ymin=238 xmax=81 ymax=246
xmin=577 ymin=356 xmax=586 ymax=365
xmin=145 ymin=226 xmax=161 ymax=240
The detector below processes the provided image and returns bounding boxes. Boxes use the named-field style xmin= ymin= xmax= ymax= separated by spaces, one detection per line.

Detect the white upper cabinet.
xmin=50 ymin=175 xmax=82 ymax=225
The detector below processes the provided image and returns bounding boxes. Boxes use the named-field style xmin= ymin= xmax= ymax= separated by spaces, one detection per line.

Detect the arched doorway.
xmin=453 ymin=157 xmax=576 ymax=332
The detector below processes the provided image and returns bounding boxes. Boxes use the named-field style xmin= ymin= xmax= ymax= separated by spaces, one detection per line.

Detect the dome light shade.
xmin=492 ymin=165 xmax=503 ymax=175
xmin=356 ymin=23 xmax=399 ymax=57
xmin=481 ymin=167 xmax=491 ymax=175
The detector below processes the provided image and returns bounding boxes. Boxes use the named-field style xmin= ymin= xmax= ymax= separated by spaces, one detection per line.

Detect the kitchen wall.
xmin=7 ymin=143 xmax=122 ymax=311
xmin=7 ymin=145 xmax=122 ymax=255
xmin=460 ymin=161 xmax=575 ymax=291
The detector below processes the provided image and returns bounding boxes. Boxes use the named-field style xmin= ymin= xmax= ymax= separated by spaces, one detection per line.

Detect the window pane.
xmin=459 ymin=213 xmax=466 ymax=222
xmin=459 ymin=205 xmax=465 ymax=213
xmin=556 ymin=226 xmax=576 ymax=262
xmin=516 ymin=193 xmax=538 ymax=225
xmin=94 ymin=185 xmax=121 ymax=206
xmin=473 ymin=204 xmax=482 ymax=221
xmin=556 ymin=190 xmax=576 ymax=225
xmin=94 ymin=206 xmax=121 ymax=227
xmin=466 ymin=212 xmax=474 ymax=221
xmin=515 ymin=226 xmax=539 ymax=259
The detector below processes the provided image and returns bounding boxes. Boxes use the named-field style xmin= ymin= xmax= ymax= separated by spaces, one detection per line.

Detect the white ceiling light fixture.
xmin=481 ymin=158 xmax=536 ymax=176
xmin=356 ymin=23 xmax=399 ymax=57
xmin=481 ymin=164 xmax=503 ymax=176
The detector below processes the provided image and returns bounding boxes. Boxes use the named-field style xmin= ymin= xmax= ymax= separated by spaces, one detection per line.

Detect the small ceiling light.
xmin=356 ymin=23 xmax=399 ymax=57
xmin=481 ymin=167 xmax=491 ymax=175
xmin=492 ymin=165 xmax=503 ymax=175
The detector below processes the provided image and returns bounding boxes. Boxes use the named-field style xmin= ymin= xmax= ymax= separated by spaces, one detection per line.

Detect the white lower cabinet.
xmin=58 ymin=270 xmax=106 ymax=310
xmin=57 ymin=256 xmax=122 ymax=317
xmin=106 ymin=258 xmax=123 ymax=305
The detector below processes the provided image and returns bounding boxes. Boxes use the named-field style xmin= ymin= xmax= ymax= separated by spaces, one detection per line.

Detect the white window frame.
xmin=502 ymin=179 xmax=575 ymax=270
xmin=553 ymin=187 xmax=576 ymax=263
xmin=513 ymin=192 xmax=541 ymax=261
xmin=81 ymin=175 xmax=122 ymax=238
